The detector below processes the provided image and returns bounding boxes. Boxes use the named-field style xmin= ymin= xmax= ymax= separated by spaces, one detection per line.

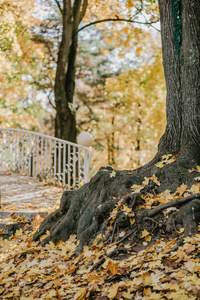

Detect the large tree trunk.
xmin=54 ymin=0 xmax=88 ymax=143
xmin=157 ymin=0 xmax=200 ymax=163
xmin=34 ymin=1 xmax=200 ymax=253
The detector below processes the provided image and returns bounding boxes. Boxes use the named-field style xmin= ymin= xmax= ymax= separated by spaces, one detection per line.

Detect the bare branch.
xmin=75 ymin=17 xmax=160 ymax=37
xmin=47 ymin=91 xmax=56 ymax=109
xmin=79 ymin=0 xmax=88 ymax=23
xmin=54 ymin=0 xmax=63 ymax=14
xmin=141 ymin=12 xmax=160 ymax=32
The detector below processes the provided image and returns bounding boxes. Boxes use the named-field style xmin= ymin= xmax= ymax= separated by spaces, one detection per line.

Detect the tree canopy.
xmin=0 ymin=0 xmax=164 ymax=170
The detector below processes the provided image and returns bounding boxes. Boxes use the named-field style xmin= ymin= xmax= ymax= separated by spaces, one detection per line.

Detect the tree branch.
xmin=79 ymin=0 xmax=88 ymax=23
xmin=54 ymin=0 xmax=63 ymax=14
xmin=75 ymin=17 xmax=160 ymax=37
xmin=47 ymin=91 xmax=56 ymax=109
xmin=141 ymin=12 xmax=160 ymax=32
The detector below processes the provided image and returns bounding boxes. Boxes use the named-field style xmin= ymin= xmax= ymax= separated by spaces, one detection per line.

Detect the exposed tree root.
xmin=137 ymin=193 xmax=200 ymax=219
xmin=33 ymin=158 xmax=200 ymax=254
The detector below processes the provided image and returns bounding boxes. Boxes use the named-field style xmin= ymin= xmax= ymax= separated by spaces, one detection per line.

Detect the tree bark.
xmin=54 ymin=0 xmax=88 ymax=143
xmin=157 ymin=0 xmax=200 ymax=163
xmin=180 ymin=0 xmax=200 ymax=160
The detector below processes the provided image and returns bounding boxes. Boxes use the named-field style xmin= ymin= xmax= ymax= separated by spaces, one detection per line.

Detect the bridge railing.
xmin=0 ymin=128 xmax=91 ymax=189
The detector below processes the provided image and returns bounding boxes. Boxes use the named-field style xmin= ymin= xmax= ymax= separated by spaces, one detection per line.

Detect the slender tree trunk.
xmin=54 ymin=1 xmax=74 ymax=141
xmin=54 ymin=0 xmax=88 ymax=143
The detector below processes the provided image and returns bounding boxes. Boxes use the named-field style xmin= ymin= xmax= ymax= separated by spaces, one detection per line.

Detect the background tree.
xmin=52 ymin=0 xmax=160 ymax=142
xmin=76 ymin=31 xmax=166 ymax=173
xmin=0 ymin=0 xmax=165 ymax=171
xmin=0 ymin=0 xmax=50 ymax=130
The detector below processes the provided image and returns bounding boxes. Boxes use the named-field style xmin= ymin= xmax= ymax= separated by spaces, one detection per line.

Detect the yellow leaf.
xmin=131 ymin=185 xmax=144 ymax=193
xmin=162 ymin=282 xmax=179 ymax=292
xmin=122 ymin=291 xmax=133 ymax=299
xmin=165 ymin=292 xmax=189 ymax=300
xmin=107 ymin=283 xmax=119 ymax=299
xmin=74 ymin=288 xmax=86 ymax=300
xmin=141 ymin=229 xmax=149 ymax=238
xmin=143 ymin=177 xmax=150 ymax=185
xmin=29 ymin=267 xmax=43 ymax=274
xmin=148 ymin=292 xmax=162 ymax=299
xmin=110 ymin=171 xmax=116 ymax=178
xmin=176 ymin=184 xmax=187 ymax=196
xmin=151 ymin=174 xmax=161 ymax=186
xmin=177 ymin=227 xmax=184 ymax=234
xmin=144 ymin=275 xmax=152 ymax=286
xmin=145 ymin=235 xmax=152 ymax=242
xmin=189 ymin=184 xmax=200 ymax=193
xmin=162 ymin=154 xmax=172 ymax=160
xmin=173 ymin=271 xmax=186 ymax=279
xmin=131 ymin=276 xmax=143 ymax=285
xmin=48 ymin=241 xmax=55 ymax=249
xmin=130 ymin=218 xmax=135 ymax=225
xmin=122 ymin=205 xmax=132 ymax=214
xmin=155 ymin=161 xmax=165 ymax=168
xmin=45 ymin=289 xmax=57 ymax=298
xmin=45 ymin=276 xmax=53 ymax=281
xmin=106 ymin=261 xmax=120 ymax=276
xmin=15 ymin=228 xmax=23 ymax=236
xmin=149 ymin=260 xmax=161 ymax=268
xmin=143 ymin=287 xmax=151 ymax=296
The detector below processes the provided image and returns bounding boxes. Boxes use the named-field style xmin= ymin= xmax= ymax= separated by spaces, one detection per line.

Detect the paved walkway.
xmin=0 ymin=171 xmax=63 ymax=213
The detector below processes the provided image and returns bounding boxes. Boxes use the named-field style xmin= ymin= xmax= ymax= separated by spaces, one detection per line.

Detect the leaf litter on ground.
xmin=1 ymin=176 xmax=200 ymax=299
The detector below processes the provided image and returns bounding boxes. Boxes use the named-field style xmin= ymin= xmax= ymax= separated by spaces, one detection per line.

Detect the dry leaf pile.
xmin=1 ymin=225 xmax=200 ymax=299
xmin=1 ymin=170 xmax=200 ymax=299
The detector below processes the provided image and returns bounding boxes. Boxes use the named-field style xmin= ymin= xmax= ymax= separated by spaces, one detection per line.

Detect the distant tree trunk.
xmin=156 ymin=0 xmax=200 ymax=163
xmin=107 ymin=117 xmax=116 ymax=166
xmin=54 ymin=0 xmax=88 ymax=142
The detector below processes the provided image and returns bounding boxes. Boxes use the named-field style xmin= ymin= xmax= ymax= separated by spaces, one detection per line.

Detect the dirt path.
xmin=0 ymin=171 xmax=63 ymax=213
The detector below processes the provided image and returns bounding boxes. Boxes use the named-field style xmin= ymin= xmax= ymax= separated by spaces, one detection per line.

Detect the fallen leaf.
xmin=107 ymin=283 xmax=119 ymax=299
xmin=122 ymin=291 xmax=133 ymax=299
xmin=15 ymin=228 xmax=23 ymax=236
xmin=155 ymin=161 xmax=165 ymax=168
xmin=110 ymin=171 xmax=116 ymax=178
xmin=176 ymin=184 xmax=187 ymax=196
xmin=122 ymin=205 xmax=132 ymax=214
xmin=162 ymin=154 xmax=172 ymax=160
xmin=145 ymin=235 xmax=152 ymax=242
xmin=141 ymin=229 xmax=150 ymax=238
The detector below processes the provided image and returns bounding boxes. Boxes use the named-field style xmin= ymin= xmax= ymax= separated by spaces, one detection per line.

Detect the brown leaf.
xmin=176 ymin=184 xmax=187 ymax=196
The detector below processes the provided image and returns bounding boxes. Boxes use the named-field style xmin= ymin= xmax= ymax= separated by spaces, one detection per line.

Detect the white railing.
xmin=0 ymin=128 xmax=91 ymax=189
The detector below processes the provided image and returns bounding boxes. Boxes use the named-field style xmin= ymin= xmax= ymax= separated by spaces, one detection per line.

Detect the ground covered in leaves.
xmin=1 ymin=172 xmax=200 ymax=299
xmin=0 ymin=171 xmax=63 ymax=212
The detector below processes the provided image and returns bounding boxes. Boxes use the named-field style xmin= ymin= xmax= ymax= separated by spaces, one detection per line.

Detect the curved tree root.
xmin=33 ymin=160 xmax=200 ymax=254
